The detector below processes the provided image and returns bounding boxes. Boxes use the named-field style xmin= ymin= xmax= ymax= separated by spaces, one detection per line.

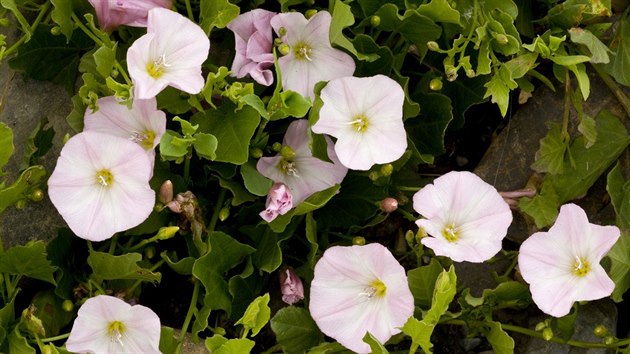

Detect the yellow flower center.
xmin=572 ymin=256 xmax=590 ymax=277
xmin=348 ymin=115 xmax=369 ymax=133
xmin=130 ymin=130 xmax=156 ymax=150
xmin=371 ymin=279 xmax=387 ymax=298
xmin=294 ymin=42 xmax=313 ymax=61
xmin=107 ymin=320 xmax=125 ymax=346
xmin=95 ymin=169 xmax=114 ymax=188
xmin=278 ymin=159 xmax=299 ymax=177
xmin=146 ymin=54 xmax=170 ymax=79
xmin=442 ymin=224 xmax=459 ymax=242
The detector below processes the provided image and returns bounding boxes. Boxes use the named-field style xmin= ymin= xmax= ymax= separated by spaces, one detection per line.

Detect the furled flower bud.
xmin=305 ymin=9 xmax=318 ymax=19
xmin=250 ymin=147 xmax=263 ymax=159
xmin=495 ymin=33 xmax=509 ymax=45
xmin=156 ymin=226 xmax=179 ymax=240
xmin=426 ymin=41 xmax=440 ymax=51
xmin=28 ymin=189 xmax=44 ymax=202
xmin=542 ymin=328 xmax=554 ymax=341
xmin=380 ymin=197 xmax=399 ymax=213
xmin=260 ymin=183 xmax=293 ymax=222
xmin=159 ymin=180 xmax=174 ymax=204
xmin=370 ymin=15 xmax=381 ymax=26
xmin=429 ymin=78 xmax=443 ymax=91
xmin=278 ymin=44 xmax=290 ymax=56
xmin=352 ymin=236 xmax=366 ymax=245
xmin=594 ymin=325 xmax=608 ymax=338
xmin=22 ymin=305 xmax=46 ymax=337
xmin=279 ymin=267 xmax=304 ymax=305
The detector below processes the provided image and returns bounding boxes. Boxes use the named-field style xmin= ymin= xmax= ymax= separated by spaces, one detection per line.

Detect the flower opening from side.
xmin=518 ymin=203 xmax=620 ymax=317
xmin=84 ymin=96 xmax=166 ymax=166
xmin=88 ymin=0 xmax=172 ymax=32
xmin=270 ymin=11 xmax=355 ymax=100
xmin=309 ymin=243 xmax=414 ymax=353
xmin=127 ymin=8 xmax=210 ymax=99
xmin=260 ymin=182 xmax=293 ymax=222
xmin=48 ymin=132 xmax=155 ymax=242
xmin=312 ymin=75 xmax=407 ymax=170
xmin=256 ymin=119 xmax=348 ymax=206
xmin=227 ymin=9 xmax=276 ymax=86
xmin=412 ymin=171 xmax=513 ymax=263
xmin=65 ymin=295 xmax=161 ymax=353
xmin=279 ymin=267 xmax=304 ymax=305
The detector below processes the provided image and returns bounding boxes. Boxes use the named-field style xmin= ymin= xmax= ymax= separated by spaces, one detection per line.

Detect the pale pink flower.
xmin=65 ymin=295 xmax=161 ymax=353
xmin=88 ymin=0 xmax=171 ymax=32
xmin=227 ymin=9 xmax=276 ymax=86
xmin=518 ymin=203 xmax=620 ymax=317
xmin=84 ymin=96 xmax=166 ymax=164
xmin=413 ymin=171 xmax=513 ymax=263
xmin=127 ymin=8 xmax=210 ymax=99
xmin=271 ymin=11 xmax=355 ymax=100
xmin=257 ymin=119 xmax=347 ymax=205
xmin=279 ymin=267 xmax=304 ymax=305
xmin=48 ymin=132 xmax=155 ymax=242
xmin=260 ymin=182 xmax=293 ymax=222
xmin=312 ymin=75 xmax=407 ymax=170
xmin=310 ymin=243 xmax=414 ymax=353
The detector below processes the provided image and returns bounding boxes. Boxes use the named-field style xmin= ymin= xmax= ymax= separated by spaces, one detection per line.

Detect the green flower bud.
xmin=278 ymin=44 xmax=290 ymax=56
xmin=352 ymin=236 xmax=366 ymax=245
xmin=219 ymin=206 xmax=230 ymax=221
xmin=416 ymin=227 xmax=427 ymax=243
xmin=604 ymin=336 xmax=616 ymax=345
xmin=278 ymin=27 xmax=287 ymax=37
xmin=429 ymin=78 xmax=443 ymax=91
xmin=542 ymin=328 xmax=554 ymax=341
xmin=156 ymin=226 xmax=179 ymax=240
xmin=22 ymin=306 xmax=46 ymax=337
xmin=427 ymin=41 xmax=440 ymax=51
xmin=368 ymin=171 xmax=379 ymax=181
xmin=110 ymin=68 xmax=119 ymax=78
xmin=305 ymin=9 xmax=318 ymax=19
xmin=496 ymin=34 xmax=509 ymax=45
xmin=62 ymin=299 xmax=74 ymax=312
xmin=144 ymin=245 xmax=156 ymax=259
xmin=28 ymin=189 xmax=44 ymax=202
xmin=370 ymin=15 xmax=381 ymax=27
xmin=405 ymin=230 xmax=415 ymax=245
xmin=250 ymin=147 xmax=263 ymax=159
xmin=465 ymin=69 xmax=476 ymax=78
xmin=272 ymin=142 xmax=282 ymax=152
xmin=15 ymin=199 xmax=26 ymax=209
xmin=594 ymin=325 xmax=608 ymax=338
xmin=280 ymin=145 xmax=296 ymax=159
xmin=534 ymin=321 xmax=547 ymax=332
xmin=380 ymin=164 xmax=394 ymax=176
xmin=50 ymin=26 xmax=61 ymax=36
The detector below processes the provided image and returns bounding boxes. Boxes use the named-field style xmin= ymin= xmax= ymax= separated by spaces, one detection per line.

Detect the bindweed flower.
xmin=65 ymin=295 xmax=161 ymax=353
xmin=257 ymin=119 xmax=347 ymax=205
xmin=271 ymin=10 xmax=355 ymax=100
xmin=412 ymin=171 xmax=513 ymax=263
xmin=127 ymin=8 xmax=210 ymax=99
xmin=48 ymin=132 xmax=155 ymax=242
xmin=518 ymin=203 xmax=620 ymax=317
xmin=260 ymin=182 xmax=293 ymax=222
xmin=84 ymin=96 xmax=166 ymax=165
xmin=279 ymin=267 xmax=304 ymax=305
xmin=227 ymin=9 xmax=276 ymax=86
xmin=312 ymin=75 xmax=407 ymax=170
xmin=310 ymin=243 xmax=414 ymax=353
xmin=88 ymin=0 xmax=171 ymax=32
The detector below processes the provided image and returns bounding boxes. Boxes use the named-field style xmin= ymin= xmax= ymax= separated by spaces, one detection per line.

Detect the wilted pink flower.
xmin=279 ymin=267 xmax=304 ymax=305
xmin=84 ymin=96 xmax=166 ymax=165
xmin=127 ymin=8 xmax=210 ymax=99
xmin=271 ymin=11 xmax=355 ymax=100
xmin=48 ymin=132 xmax=155 ymax=241
xmin=65 ymin=295 xmax=161 ymax=353
xmin=260 ymin=183 xmax=293 ymax=222
xmin=88 ymin=0 xmax=171 ymax=32
xmin=227 ymin=9 xmax=276 ymax=86
xmin=310 ymin=243 xmax=414 ymax=353
xmin=312 ymin=75 xmax=407 ymax=170
xmin=257 ymin=119 xmax=347 ymax=205
xmin=413 ymin=171 xmax=513 ymax=263
xmin=518 ymin=203 xmax=620 ymax=317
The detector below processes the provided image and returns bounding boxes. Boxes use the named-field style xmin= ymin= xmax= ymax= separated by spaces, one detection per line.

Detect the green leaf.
xmin=0 ymin=165 xmax=46 ymax=213
xmin=483 ymin=65 xmax=518 ymax=117
xmin=87 ymin=250 xmax=161 ymax=283
xmin=9 ymin=26 xmax=91 ymax=92
xmin=401 ymin=316 xmax=433 ymax=354
xmin=159 ymin=326 xmax=179 ymax=354
xmin=554 ymin=307 xmax=578 ymax=342
xmin=607 ymin=162 xmax=630 ymax=230
xmin=407 ymin=259 xmax=443 ymax=309
xmin=407 ymin=92 xmax=453 ymax=155
xmin=159 ymin=131 xmax=193 ymax=163
xmin=531 ymin=124 xmax=570 ymax=174
xmin=363 ymin=332 xmax=389 ymax=353
xmin=608 ymin=232 xmax=630 ymax=302
xmin=7 ymin=326 xmax=36 ymax=354
xmin=351 ymin=34 xmax=394 ymax=76
xmin=329 ymin=0 xmax=378 ymax=62
xmin=519 ymin=182 xmax=560 ymax=229
xmin=0 ymin=122 xmax=14 ymax=173
xmin=569 ymin=27 xmax=611 ymax=64
xmin=485 ymin=321 xmax=515 ymax=354
xmin=503 ymin=52 xmax=539 ymax=79
xmin=0 ymin=241 xmax=56 ymax=285
xmin=417 ymin=0 xmax=461 ymax=25
xmin=551 ymin=54 xmax=592 ymax=66
xmin=192 ymin=103 xmax=260 ymax=165
xmin=235 ymin=293 xmax=270 ymax=337
xmin=1 ymin=0 xmax=32 ymax=42
xmin=604 ymin=14 xmax=630 ymax=86
xmin=0 ymin=294 xmax=16 ymax=345
xmin=160 ymin=252 xmax=195 ymax=275
xmin=192 ymin=132 xmax=218 ymax=160
xmin=240 ymin=160 xmax=272 ymax=197
xmin=199 ymin=0 xmax=239 ymax=34
xmin=205 ymin=335 xmax=256 ymax=353
xmin=19 ymin=117 xmax=54 ymax=171
xmin=218 ymin=176 xmax=256 ymax=206
xmin=567 ymin=62 xmax=590 ymax=100
xmin=250 ymin=228 xmax=283 ymax=273
xmin=93 ymin=44 xmax=117 ymax=78
xmin=271 ymin=307 xmax=323 ymax=354
xmin=268 ymin=90 xmax=312 ymax=121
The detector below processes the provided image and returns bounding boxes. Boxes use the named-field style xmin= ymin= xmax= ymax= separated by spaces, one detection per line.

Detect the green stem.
xmin=71 ymin=13 xmax=104 ymax=46
xmin=175 ymin=280 xmax=201 ymax=354
xmin=40 ymin=332 xmax=70 ymax=343
xmin=183 ymin=155 xmax=191 ymax=181
xmin=126 ymin=259 xmax=165 ymax=296
xmin=184 ymin=0 xmax=194 ymax=21
xmin=261 ymin=343 xmax=282 ymax=354
xmin=562 ymin=69 xmax=571 ymax=135
xmin=3 ymin=1 xmax=50 ymax=57
xmin=591 ymin=63 xmax=630 ymax=119
xmin=397 ymin=186 xmax=422 ymax=192
xmin=396 ymin=207 xmax=417 ymax=222
xmin=208 ymin=188 xmax=226 ymax=233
